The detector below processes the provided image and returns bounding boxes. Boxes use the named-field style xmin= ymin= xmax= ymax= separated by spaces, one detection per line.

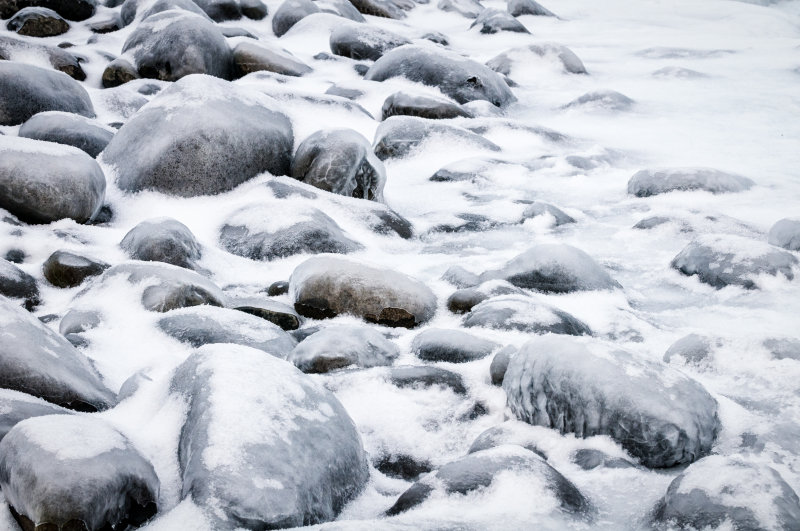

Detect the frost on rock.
xmin=519 ymin=201 xmax=576 ymax=226
xmin=487 ymin=44 xmax=585 ymax=75
xmin=411 ymin=328 xmax=499 ymax=363
xmin=0 ymin=389 xmax=69 ymax=443
xmin=373 ymin=115 xmax=500 ymax=160
xmin=651 ymin=455 xmax=800 ymax=530
xmin=768 ymin=218 xmax=800 ymax=251
xmin=18 ymin=111 xmax=115 ymax=158
xmin=463 ymin=294 xmax=592 ymax=336
xmin=0 ymin=36 xmax=87 ymax=81
xmin=388 ymin=365 xmax=467 ymax=394
xmin=170 ymin=344 xmax=369 ymax=529
xmin=628 ymin=167 xmax=754 ymax=197
xmin=671 ymin=234 xmax=797 ymax=289
xmin=0 ymin=415 xmax=159 ymax=530
xmin=232 ymin=41 xmax=312 ymax=78
xmin=503 ymin=336 xmax=720 ymax=468
xmin=120 ymin=217 xmax=203 ymax=271
xmin=101 ymin=75 xmax=293 ymax=197
xmin=288 ymin=324 xmax=399 ymax=372
xmin=507 ymin=0 xmax=555 ymax=17
xmin=42 ymin=250 xmax=109 ymax=288
xmin=0 ymin=296 xmax=115 ymax=411
xmin=470 ymin=9 xmax=530 ymax=34
xmin=663 ymin=333 xmax=713 ymax=365
xmin=290 ymin=255 xmax=437 ymax=327
xmin=0 ymin=257 xmax=40 ymax=310
xmin=381 ymin=91 xmax=472 ymax=121
xmin=329 ymin=23 xmax=410 ymax=61
xmin=272 ymin=0 xmax=320 ymax=37
xmin=447 ymin=279 xmax=525 ymax=314
xmin=563 ymin=90 xmax=634 ymax=111
xmin=478 ymin=243 xmax=621 ymax=293
xmin=229 ymin=296 xmax=301 ymax=330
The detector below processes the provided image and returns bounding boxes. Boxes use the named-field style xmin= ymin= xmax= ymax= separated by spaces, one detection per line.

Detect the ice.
xmin=288 ymin=324 xmax=400 ymax=372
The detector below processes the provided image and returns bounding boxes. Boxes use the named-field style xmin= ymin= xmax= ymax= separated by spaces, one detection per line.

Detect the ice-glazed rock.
xmin=463 ymin=294 xmax=592 ymax=335
xmin=0 ymin=297 xmax=115 ymax=411
xmin=99 ymin=261 xmax=226 ymax=312
xmin=365 ymin=45 xmax=516 ymax=106
xmin=504 ymin=336 xmax=720 ymax=468
xmin=0 ymin=415 xmax=159 ymax=530
xmin=292 ymin=129 xmax=386 ymax=200
xmin=387 ymin=445 xmax=593 ymax=517
xmin=381 ymin=91 xmax=471 ymax=120
xmin=0 ymin=258 xmax=39 ymax=310
xmin=157 ymin=305 xmax=296 ymax=357
xmin=0 ymin=35 xmax=86 ymax=80
xmin=388 ymin=365 xmax=467 ymax=394
xmin=271 ymin=0 xmax=318 ymax=36
xmin=0 ymin=389 xmax=69 ymax=442
xmin=764 ymin=338 xmax=800 ymax=361
xmin=564 ymin=89 xmax=634 ymax=111
xmin=663 ymin=334 xmax=713 ymax=365
xmin=373 ymin=116 xmax=500 ymax=160
xmin=467 ymin=421 xmax=545 ymax=456
xmin=651 ymin=455 xmax=800 ymax=530
xmin=470 ymin=8 xmax=529 ymax=34
xmin=120 ymin=10 xmax=232 ymax=81
xmin=446 ymin=279 xmax=525 ymax=314
xmin=232 ymin=40 xmax=312 ymax=77
xmin=0 ymin=61 xmax=93 ymax=125
xmin=121 ymin=218 xmax=202 ymax=271
xmin=59 ymin=309 xmax=102 ymax=335
xmin=170 ymin=344 xmax=369 ymax=529
xmin=478 ymin=243 xmax=621 ymax=292
xmin=191 ymin=0 xmax=266 ymax=21
xmin=520 ymin=201 xmax=576 ymax=225
xmin=375 ymin=453 xmax=432 ymax=481
xmin=290 ymin=255 xmax=437 ymax=327
xmin=769 ymin=218 xmax=800 ymax=251
xmin=573 ymin=449 xmax=635 ymax=470
xmin=119 ymin=0 xmax=210 ymax=26
xmin=438 ymin=0 xmax=483 ymax=18
xmin=0 ymin=0 xmax=95 ymax=20
xmin=42 ymin=250 xmax=109 ymax=288
xmin=348 ymin=0 xmax=407 ymax=18
xmin=102 ymin=75 xmax=293 ymax=196
xmin=489 ymin=344 xmax=516 ymax=385
xmin=288 ymin=325 xmax=399 ymax=372
xmin=0 ymin=136 xmax=106 ymax=224
xmin=6 ymin=6 xmax=69 ymax=36
xmin=411 ymin=328 xmax=499 ymax=363
xmin=507 ymin=0 xmax=554 ymax=17
xmin=316 ymin=0 xmax=364 ymax=20
xmin=19 ymin=111 xmax=114 ymax=158
xmin=487 ymin=43 xmax=586 ymax=75
xmin=628 ymin=167 xmax=754 ymax=197
xmin=229 ymin=296 xmax=301 ymax=330
xmin=330 ymin=23 xmax=410 ymax=61
xmin=671 ymin=235 xmax=797 ymax=289
xmin=219 ymin=203 xmax=363 ymax=260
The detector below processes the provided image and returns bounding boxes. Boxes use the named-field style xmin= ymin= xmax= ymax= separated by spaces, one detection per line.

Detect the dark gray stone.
xmin=663 ymin=334 xmax=713 ymax=365
xmin=19 ymin=111 xmax=114 ymax=158
xmin=437 ymin=0 xmax=483 ymax=18
xmin=470 ymin=8 xmax=529 ymax=33
xmin=769 ymin=218 xmax=800 ymax=251
xmin=520 ymin=201 xmax=576 ymax=225
xmin=375 ymin=454 xmax=432 ymax=480
xmin=388 ymin=365 xmax=466 ymax=394
xmin=59 ymin=309 xmax=102 ymax=335
xmin=120 ymin=0 xmax=209 ymax=26
xmin=42 ymin=250 xmax=109 ymax=288
xmin=464 ymin=294 xmax=592 ymax=336
xmin=0 ymin=389 xmax=69 ymax=443
xmin=347 ymin=0 xmax=407 ymax=18
xmin=7 ymin=6 xmax=69 ymax=36
xmin=101 ymin=57 xmax=139 ymax=88
xmin=288 ymin=325 xmax=399 ymax=373
xmin=381 ymin=91 xmax=471 ymax=120
xmin=564 ymin=89 xmax=634 ymax=111
xmin=272 ymin=0 xmax=319 ymax=36
xmin=0 ymin=258 xmax=39 ymax=310
xmin=0 ymin=0 xmax=95 ymax=20
xmin=120 ymin=218 xmax=201 ymax=270
xmin=267 ymin=280 xmax=289 ymax=296
xmin=0 ymin=35 xmax=85 ymax=80
xmin=229 ymin=296 xmax=301 ymax=330
xmin=467 ymin=422 xmax=546 ymax=457
xmin=411 ymin=328 xmax=499 ymax=363
xmin=4 ymin=249 xmax=25 ymax=263
xmin=628 ymin=168 xmax=754 ymax=197
xmin=373 ymin=116 xmax=500 ymax=160
xmin=330 ymin=23 xmax=410 ymax=61
xmin=447 ymin=280 xmax=524 ymax=313
xmin=489 ymin=344 xmax=516 ymax=385
xmin=507 ymin=0 xmax=553 ymax=17
xmin=316 ymin=0 xmax=364 ymax=20
xmin=573 ymin=449 xmax=636 ymax=470
xmin=232 ymin=41 xmax=312 ymax=78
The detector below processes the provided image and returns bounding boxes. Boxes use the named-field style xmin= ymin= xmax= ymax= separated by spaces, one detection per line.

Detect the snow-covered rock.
xmin=411 ymin=328 xmax=499 ymax=363
xmin=121 ymin=218 xmax=202 ymax=271
xmin=463 ymin=294 xmax=592 ymax=335
xmin=0 ymin=258 xmax=39 ymax=310
xmin=373 ymin=115 xmax=500 ymax=160
xmin=42 ymin=250 xmax=109 ymax=288
xmin=768 ymin=218 xmax=800 ymax=251
xmin=381 ymin=91 xmax=471 ymax=120
xmin=288 ymin=324 xmax=399 ymax=372
xmin=0 ymin=389 xmax=69 ymax=443
xmin=628 ymin=167 xmax=754 ymax=197
xmin=19 ymin=111 xmax=114 ymax=158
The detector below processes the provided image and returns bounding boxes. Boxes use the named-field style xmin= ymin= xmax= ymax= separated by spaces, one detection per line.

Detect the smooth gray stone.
xmin=0 ymin=35 xmax=86 ymax=80
xmin=489 ymin=344 xmax=516 ymax=385
xmin=120 ymin=0 xmax=209 ymax=25
xmin=381 ymin=91 xmax=471 ymax=120
xmin=467 ymin=422 xmax=546 ymax=457
xmin=59 ymin=309 xmax=102 ymax=335
xmin=232 ymin=41 xmax=312 ymax=77
xmin=573 ymin=449 xmax=636 ymax=470
xmin=564 ymin=89 xmax=634 ymax=111
xmin=768 ymin=218 xmax=800 ymax=251
xmin=447 ymin=280 xmax=524 ymax=313
xmin=330 ymin=23 xmax=410 ymax=61
xmin=463 ymin=294 xmax=592 ymax=336
xmin=120 ymin=218 xmax=202 ymax=270
xmin=628 ymin=167 xmax=754 ymax=197
xmin=347 ymin=0 xmax=407 ymax=18
xmin=663 ymin=334 xmax=712 ymax=365
xmin=388 ymin=365 xmax=466 ymax=394
xmin=0 ymin=0 xmax=95 ymax=20
xmin=438 ymin=0 xmax=483 ymax=18
xmin=271 ymin=0 xmax=319 ymax=36
xmin=7 ymin=6 xmax=69 ymax=36
xmin=373 ymin=115 xmax=500 ymax=160
xmin=520 ymin=201 xmax=575 ymax=225
xmin=0 ymin=258 xmax=39 ymax=310
xmin=488 ymin=43 xmax=585 ymax=75
xmin=411 ymin=328 xmax=499 ymax=363
xmin=19 ymin=111 xmax=114 ymax=157
xmin=42 ymin=250 xmax=109 ymax=288
xmin=230 ymin=296 xmax=301 ymax=330
xmin=0 ymin=389 xmax=70 ymax=443
xmin=470 ymin=8 xmax=529 ymax=33
xmin=287 ymin=325 xmax=399 ymax=372
xmin=507 ymin=0 xmax=554 ymax=17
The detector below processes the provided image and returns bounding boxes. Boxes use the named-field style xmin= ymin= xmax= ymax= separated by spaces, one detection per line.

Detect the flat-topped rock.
xmin=628 ymin=167 xmax=754 ymax=197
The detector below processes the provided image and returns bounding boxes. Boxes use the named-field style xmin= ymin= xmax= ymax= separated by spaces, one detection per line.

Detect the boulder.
xmin=437 ymin=0 xmax=483 ymax=18
xmin=316 ymin=0 xmax=364 ymax=20
xmin=507 ymin=0 xmax=554 ymax=17
xmin=564 ymin=89 xmax=634 ymax=111
xmin=119 ymin=0 xmax=210 ymax=26
xmin=272 ymin=0 xmax=319 ymax=36
xmin=0 ymin=415 xmax=159 ymax=531
xmin=671 ymin=235 xmax=797 ymax=289
xmin=504 ymin=336 xmax=720 ymax=468
xmin=628 ymin=168 xmax=754 ymax=197
xmin=365 ymin=45 xmax=516 ymax=106
xmin=59 ymin=309 xmax=102 ymax=335
xmin=0 ymin=0 xmax=95 ymax=20
xmin=375 ymin=454 xmax=432 ymax=480
xmin=0 ymin=296 xmax=115 ymax=411
xmin=171 ymin=344 xmax=369 ymax=528
xmin=489 ymin=344 xmax=516 ymax=385
xmin=19 ymin=111 xmax=115 ymax=158
xmin=573 ymin=449 xmax=635 ymax=470
xmin=768 ymin=218 xmax=800 ymax=251
xmin=0 ymin=35 xmax=86 ymax=80
xmin=191 ymin=0 xmax=266 ymax=21
xmin=6 ymin=6 xmax=69 ymax=36
xmin=101 ymin=57 xmax=139 ymax=88
xmin=290 ymin=255 xmax=437 ymax=327
xmin=411 ymin=328 xmax=499 ymax=363
xmin=232 ymin=41 xmax=312 ymax=77
xmin=446 ymin=279 xmax=525 ymax=313
xmin=0 ymin=258 xmax=39 ymax=310
xmin=663 ymin=334 xmax=713 ymax=365
xmin=219 ymin=203 xmax=362 ymax=261
xmin=373 ymin=116 xmax=500 ymax=160
xmin=520 ymin=201 xmax=576 ymax=225
xmin=329 ymin=24 xmax=410 ymax=61
xmin=42 ymin=250 xmax=109 ymax=288
xmin=388 ymin=365 xmax=466 ymax=394
xmin=291 ymin=129 xmax=386 ymax=200
xmin=487 ymin=43 xmax=586 ymax=75
xmin=467 ymin=421 xmax=545 ymax=456
xmin=229 ymin=296 xmax=301 ymax=330
xmin=120 ymin=218 xmax=202 ymax=270
xmin=288 ymin=325 xmax=399 ymax=372
xmin=381 ymin=91 xmax=471 ymax=120
xmin=464 ymin=294 xmax=592 ymax=336
xmin=347 ymin=0 xmax=407 ymax=18
xmin=101 ymin=75 xmax=293 ymax=196
xmin=652 ymin=455 xmax=800 ymax=530
xmin=470 ymin=8 xmax=529 ymax=34
xmin=0 ymin=136 xmax=106 ymax=224
xmin=0 ymin=389 xmax=69 ymax=443
xmin=268 ymin=280 xmax=290 ymax=296
xmin=0 ymin=61 xmax=93 ymax=125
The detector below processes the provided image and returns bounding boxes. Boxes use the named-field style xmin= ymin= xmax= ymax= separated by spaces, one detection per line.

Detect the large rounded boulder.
xmin=0 ymin=0 xmax=96 ymax=20
xmin=19 ymin=111 xmax=114 ymax=158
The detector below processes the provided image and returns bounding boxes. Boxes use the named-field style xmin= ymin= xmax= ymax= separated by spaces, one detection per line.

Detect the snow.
xmin=17 ymin=414 xmax=127 ymax=460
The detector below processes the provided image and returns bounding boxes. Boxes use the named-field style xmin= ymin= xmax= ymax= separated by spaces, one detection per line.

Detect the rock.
xmin=19 ymin=111 xmax=115 ymax=158
xmin=268 ymin=280 xmax=289 ymax=296
xmin=387 ymin=445 xmax=592 ymax=517
xmin=464 ymin=294 xmax=592 ymax=336
xmin=633 ymin=216 xmax=672 ymax=230
xmin=272 ymin=0 xmax=319 ymax=36
xmin=89 ymin=14 xmax=122 ymax=32
xmin=288 ymin=325 xmax=399 ymax=372
xmin=573 ymin=449 xmax=636 ymax=470
xmin=388 ymin=365 xmax=466 ymax=394
xmin=487 ymin=43 xmax=586 ymax=75
xmin=0 ymin=415 xmax=159 ymax=531
xmin=375 ymin=454 xmax=432 ymax=480
xmin=0 ymin=296 xmax=115 ymax=411
xmin=663 ymin=334 xmax=713 ymax=365
xmin=0 ymin=0 xmax=95 ymax=20
xmin=437 ymin=0 xmax=483 ymax=18
xmin=671 ymin=235 xmax=797 ymax=289
xmin=428 ymin=212 xmax=499 ymax=234
xmin=291 ymin=256 xmax=437 ymax=327
xmin=4 ymin=249 xmax=24 ymax=263
xmin=442 ymin=265 xmax=481 ymax=288
xmin=229 ymin=296 xmax=301 ymax=330
xmin=507 ymin=0 xmax=554 ymax=17
xmin=291 ymin=129 xmax=386 ymax=200
xmin=191 ymin=0 xmax=265 ymax=21
xmin=0 ymin=35 xmax=86 ymax=80
xmin=381 ymin=91 xmax=471 ymax=120
xmin=564 ymin=89 xmax=634 ymax=111
xmin=316 ymin=0 xmax=364 ymax=20
xmin=0 ymin=61 xmax=93 ymax=125
xmin=446 ymin=279 xmax=524 ymax=313
xmin=489 ymin=344 xmax=516 ymax=385
xmin=768 ymin=218 xmax=800 ymax=251
xmin=628 ymin=168 xmax=754 ymax=197
xmin=102 ymin=75 xmax=293 ymax=196
xmin=219 ymin=203 xmax=363 ymax=260
xmin=120 ymin=0 xmax=209 ymax=26
xmin=520 ymin=201 xmax=576 ymax=225
xmin=651 ymin=66 xmax=707 ymax=79
xmin=6 ymin=6 xmax=69 ymax=36
xmin=764 ymin=338 xmax=800 ymax=361
xmin=233 ymin=41 xmax=310 ymax=77
xmin=411 ymin=328 xmax=499 ymax=363
xmin=42 ymin=250 xmax=109 ymax=288
xmin=101 ymin=57 xmax=139 ymax=88
xmin=325 ymin=84 xmax=364 ymax=99
xmin=120 ymin=218 xmax=202 ymax=270
xmin=330 ymin=24 xmax=410 ymax=61
xmin=171 ymin=344 xmax=369 ymax=529
xmin=0 ymin=389 xmax=69 ymax=443
xmin=467 ymin=421 xmax=546 ymax=456
xmin=239 ymin=0 xmax=267 ymax=18
xmin=503 ymin=336 xmax=720 ymax=467
xmin=373 ymin=116 xmax=500 ymax=160
xmin=470 ymin=8 xmax=529 ymax=34
xmin=365 ymin=45 xmax=516 ymax=106
xmin=0 ymin=136 xmax=106 ymax=224
xmin=121 ymin=11 xmax=231 ymax=81
xmin=220 ymin=25 xmax=256 ymax=38
xmin=651 ymin=455 xmax=800 ymax=530
xmin=59 ymin=309 xmax=102 ymax=335
xmin=0 ymin=258 xmax=39 ymax=310
xmin=157 ymin=305 xmax=296 ymax=357
xmin=347 ymin=0 xmax=406 ymax=18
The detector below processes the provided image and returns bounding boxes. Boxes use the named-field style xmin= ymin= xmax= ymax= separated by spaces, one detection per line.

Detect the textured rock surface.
xmin=463 ymin=294 xmax=592 ymax=336
xmin=0 ymin=389 xmax=69 ymax=443
xmin=19 ymin=111 xmax=114 ymax=158
xmin=121 ymin=218 xmax=202 ymax=270
xmin=628 ymin=167 xmax=754 ymax=197
xmin=373 ymin=116 xmax=500 ymax=160
xmin=288 ymin=325 xmax=399 ymax=372
xmin=42 ymin=250 xmax=109 ymax=288
xmin=0 ymin=258 xmax=39 ymax=310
